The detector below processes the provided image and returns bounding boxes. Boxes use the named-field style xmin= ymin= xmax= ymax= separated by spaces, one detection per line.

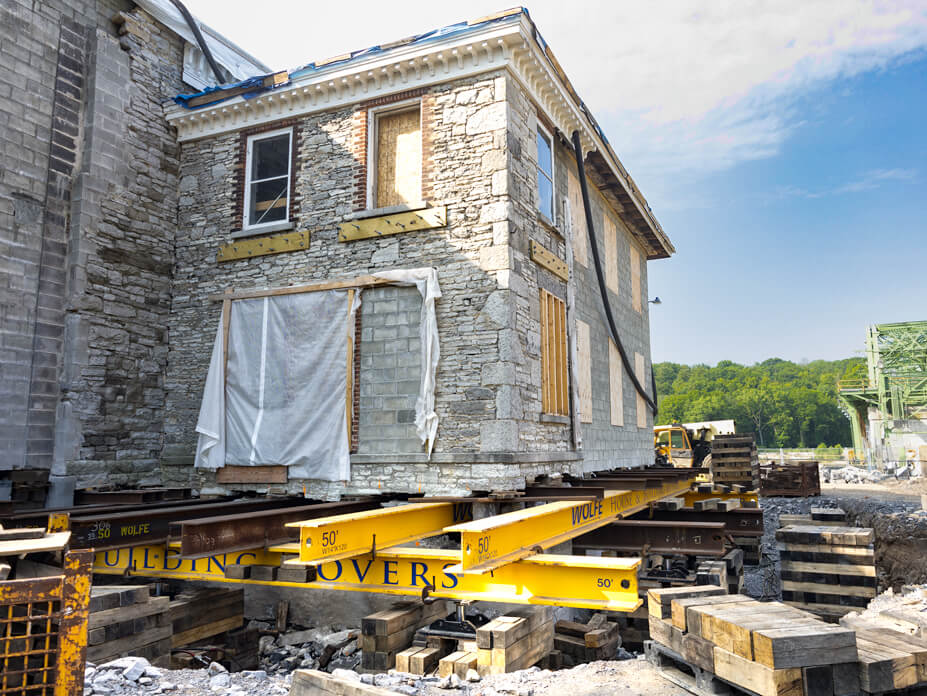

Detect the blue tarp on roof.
xmin=173 ymin=9 xmax=528 ymax=109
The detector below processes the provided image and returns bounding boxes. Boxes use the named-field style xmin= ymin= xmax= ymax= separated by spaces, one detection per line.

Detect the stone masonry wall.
xmin=163 ymin=72 xmax=532 ymax=497
xmin=505 ymin=76 xmax=654 ymax=471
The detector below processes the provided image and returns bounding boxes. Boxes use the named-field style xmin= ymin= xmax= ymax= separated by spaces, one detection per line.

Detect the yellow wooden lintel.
xmin=338 ymin=206 xmax=446 ymax=242
xmin=217 ymin=230 xmax=310 ymax=263
xmin=530 ymin=239 xmax=569 ymax=281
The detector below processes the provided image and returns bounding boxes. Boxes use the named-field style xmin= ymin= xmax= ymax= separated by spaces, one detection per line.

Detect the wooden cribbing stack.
xmin=476 ymin=606 xmax=554 ymax=675
xmin=647 ymin=586 xmax=860 ymax=696
xmin=88 ymin=585 xmax=172 ymax=667
xmin=711 ymin=434 xmax=760 ymax=490
xmin=554 ymin=612 xmax=620 ymax=664
xmin=361 ymin=600 xmax=450 ymax=672
xmin=760 ymin=461 xmax=821 ymax=497
xmin=777 ymin=525 xmax=876 ymax=621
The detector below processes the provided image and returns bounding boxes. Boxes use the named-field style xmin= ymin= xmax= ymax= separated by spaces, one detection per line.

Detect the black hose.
xmin=167 ymin=0 xmax=225 ymax=85
xmin=570 ymin=130 xmax=658 ymax=416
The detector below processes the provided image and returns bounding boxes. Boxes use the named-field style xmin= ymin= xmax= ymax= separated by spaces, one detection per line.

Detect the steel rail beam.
xmin=2 ymin=496 xmax=237 ymax=527
xmin=91 ymin=543 xmax=641 ymax=612
xmin=66 ymin=497 xmax=317 ymax=550
xmin=446 ymin=474 xmax=697 ymax=574
xmin=680 ymin=491 xmax=759 ymax=506
xmin=633 ymin=508 xmax=765 ymax=537
xmin=573 ymin=520 xmax=727 ymax=556
xmin=289 ymin=502 xmax=474 ymax=565
xmin=176 ymin=499 xmax=382 ymax=558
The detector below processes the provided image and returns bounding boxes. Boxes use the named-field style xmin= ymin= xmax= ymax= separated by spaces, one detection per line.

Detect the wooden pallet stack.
xmin=360 ymin=600 xmax=450 ymax=671
xmin=169 ymin=587 xmax=244 ymax=651
xmin=760 ymin=461 xmax=821 ymax=497
xmin=0 ymin=470 xmax=50 ymax=514
xmin=780 ymin=508 xmax=847 ymax=527
xmin=87 ymin=585 xmax=173 ymax=667
xmin=777 ymin=525 xmax=876 ymax=621
xmin=476 ymin=606 xmax=553 ymax=675
xmin=711 ymin=434 xmax=760 ymax=490
xmin=553 ymin=612 xmax=620 ymax=664
xmin=840 ymin=612 xmax=927 ymax=693
xmin=648 ymin=586 xmax=860 ymax=696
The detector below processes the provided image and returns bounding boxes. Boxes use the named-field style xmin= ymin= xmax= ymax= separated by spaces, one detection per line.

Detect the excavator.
xmin=653 ymin=420 xmax=735 ymax=469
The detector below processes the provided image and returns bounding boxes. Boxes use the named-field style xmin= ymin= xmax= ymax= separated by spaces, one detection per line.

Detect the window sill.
xmin=345 ymin=201 xmax=428 ymax=222
xmin=231 ymin=220 xmax=294 ymax=239
xmin=537 ymin=213 xmax=563 ymax=239
xmin=539 ymin=413 xmax=570 ymax=426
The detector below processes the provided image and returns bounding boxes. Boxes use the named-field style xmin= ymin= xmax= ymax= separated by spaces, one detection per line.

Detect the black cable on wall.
xmin=570 ymin=130 xmax=658 ymax=416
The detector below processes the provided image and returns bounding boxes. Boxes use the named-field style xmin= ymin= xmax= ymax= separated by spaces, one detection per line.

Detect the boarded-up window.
xmin=539 ymin=290 xmax=568 ymax=416
xmin=608 ymin=339 xmax=623 ymax=426
xmin=375 ymin=107 xmax=421 ymax=208
xmin=635 ymin=352 xmax=647 ymax=428
xmin=576 ymin=319 xmax=593 ymax=423
xmin=630 ymin=243 xmax=642 ymax=313
xmin=604 ymin=214 xmax=618 ymax=294
xmin=567 ymin=170 xmax=587 ymax=267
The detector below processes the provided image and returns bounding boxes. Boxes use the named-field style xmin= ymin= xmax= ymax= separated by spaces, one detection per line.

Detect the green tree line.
xmin=654 ymin=358 xmax=865 ymax=448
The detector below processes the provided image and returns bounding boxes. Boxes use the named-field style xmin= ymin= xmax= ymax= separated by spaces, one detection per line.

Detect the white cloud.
xmin=185 ymin=0 xmax=927 ymax=177
xmin=769 ymin=167 xmax=917 ymax=200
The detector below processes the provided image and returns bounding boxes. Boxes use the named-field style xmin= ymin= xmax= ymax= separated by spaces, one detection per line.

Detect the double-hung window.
xmin=536 ymin=124 xmax=554 ymax=221
xmin=243 ymin=127 xmax=293 ymax=232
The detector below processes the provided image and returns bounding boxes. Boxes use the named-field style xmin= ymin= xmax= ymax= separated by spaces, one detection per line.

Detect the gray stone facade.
xmin=2 ymin=5 xmax=666 ymax=495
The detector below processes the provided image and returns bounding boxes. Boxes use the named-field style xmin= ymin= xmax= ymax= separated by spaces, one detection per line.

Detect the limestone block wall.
xmin=506 ymin=77 xmax=654 ymax=471
xmin=163 ymin=72 xmax=526 ymax=495
xmin=0 ymin=0 xmax=181 ymax=486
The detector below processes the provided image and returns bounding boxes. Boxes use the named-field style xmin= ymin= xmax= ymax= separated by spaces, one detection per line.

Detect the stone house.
xmin=1 ymin=4 xmax=674 ymax=499
xmin=163 ymin=8 xmax=674 ymax=498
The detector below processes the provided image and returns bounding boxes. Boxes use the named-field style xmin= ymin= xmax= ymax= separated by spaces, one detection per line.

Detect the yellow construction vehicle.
xmin=654 ymin=420 xmax=735 ymax=468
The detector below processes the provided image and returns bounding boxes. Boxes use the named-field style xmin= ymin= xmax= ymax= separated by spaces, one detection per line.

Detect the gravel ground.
xmin=84 ymin=657 xmax=688 ymax=696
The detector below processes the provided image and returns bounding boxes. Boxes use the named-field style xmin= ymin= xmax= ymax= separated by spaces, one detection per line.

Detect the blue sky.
xmin=184 ymin=0 xmax=927 ymax=366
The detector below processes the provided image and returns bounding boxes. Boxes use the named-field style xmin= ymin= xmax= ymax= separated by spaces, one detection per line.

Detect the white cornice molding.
xmin=164 ymin=14 xmax=670 ymax=255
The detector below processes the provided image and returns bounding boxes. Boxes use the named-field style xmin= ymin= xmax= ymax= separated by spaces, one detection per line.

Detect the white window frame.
xmin=536 ymin=122 xmax=555 ymax=221
xmin=242 ymin=126 xmax=293 ymax=233
xmin=366 ymin=99 xmax=423 ymax=211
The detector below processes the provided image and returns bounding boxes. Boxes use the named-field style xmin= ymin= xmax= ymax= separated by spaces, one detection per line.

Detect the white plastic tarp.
xmin=196 ymin=289 xmax=354 ymax=481
xmin=371 ymin=268 xmax=442 ymax=454
xmin=195 ymin=267 xmax=442 ymax=477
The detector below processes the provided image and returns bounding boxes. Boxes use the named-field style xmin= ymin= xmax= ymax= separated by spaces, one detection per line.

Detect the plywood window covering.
xmin=375 ymin=106 xmax=422 ymax=208
xmin=608 ymin=339 xmax=623 ymax=426
xmin=243 ymin=127 xmax=293 ymax=230
xmin=635 ymin=352 xmax=647 ymax=428
xmin=630 ymin=243 xmax=642 ymax=313
xmin=576 ymin=319 xmax=593 ymax=423
xmin=604 ymin=214 xmax=618 ymax=294
xmin=539 ymin=290 xmax=569 ymax=417
xmin=568 ymin=169 xmax=587 ymax=266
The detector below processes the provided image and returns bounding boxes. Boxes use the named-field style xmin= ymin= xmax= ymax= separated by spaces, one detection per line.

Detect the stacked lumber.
xmin=711 ymin=434 xmax=760 ymax=490
xmin=723 ymin=548 xmax=746 ymax=595
xmin=476 ymin=606 xmax=553 ymax=675
xmin=777 ymin=525 xmax=876 ymax=621
xmin=780 ymin=508 xmax=847 ymax=528
xmin=553 ymin=612 xmax=620 ymax=664
xmin=438 ymin=649 xmax=480 ymax=679
xmin=647 ymin=587 xmax=860 ymax=696
xmin=360 ymin=600 xmax=450 ymax=671
xmin=0 ymin=469 xmax=50 ymax=513
xmin=169 ymin=587 xmax=244 ymax=648
xmin=761 ymin=461 xmax=821 ymax=497
xmin=840 ymin=613 xmax=927 ymax=693
xmin=87 ymin=585 xmax=172 ymax=667
xmin=696 ymin=559 xmax=728 ymax=589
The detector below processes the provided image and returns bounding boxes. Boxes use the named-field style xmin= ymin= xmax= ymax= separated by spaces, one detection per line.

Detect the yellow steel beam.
xmin=286 ymin=502 xmax=473 ymax=565
xmin=446 ymin=474 xmax=695 ymax=574
xmin=91 ymin=543 xmax=640 ymax=612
